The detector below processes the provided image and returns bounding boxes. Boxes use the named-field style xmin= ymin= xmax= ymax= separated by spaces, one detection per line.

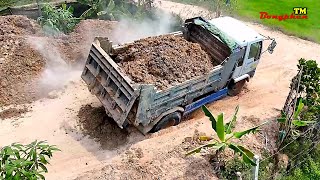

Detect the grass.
xmin=0 ymin=0 xmax=60 ymax=8
xmin=236 ymin=0 xmax=320 ymax=43
xmin=0 ymin=0 xmax=35 ymax=8
xmin=170 ymin=0 xmax=320 ymax=43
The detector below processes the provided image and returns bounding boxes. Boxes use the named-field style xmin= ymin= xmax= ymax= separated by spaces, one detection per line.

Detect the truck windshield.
xmin=248 ymin=41 xmax=262 ymax=61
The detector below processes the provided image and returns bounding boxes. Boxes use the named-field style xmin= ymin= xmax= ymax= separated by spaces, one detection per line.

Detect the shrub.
xmin=38 ymin=3 xmax=79 ymax=34
xmin=0 ymin=140 xmax=60 ymax=179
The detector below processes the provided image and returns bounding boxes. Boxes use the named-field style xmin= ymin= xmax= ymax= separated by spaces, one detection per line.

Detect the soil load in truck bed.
xmin=115 ymin=35 xmax=216 ymax=90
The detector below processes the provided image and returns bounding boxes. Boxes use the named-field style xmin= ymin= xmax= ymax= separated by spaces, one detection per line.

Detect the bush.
xmin=220 ymin=156 xmax=251 ymax=180
xmin=0 ymin=140 xmax=60 ymax=179
xmin=220 ymin=151 xmax=275 ymax=180
xmin=38 ymin=3 xmax=79 ymax=34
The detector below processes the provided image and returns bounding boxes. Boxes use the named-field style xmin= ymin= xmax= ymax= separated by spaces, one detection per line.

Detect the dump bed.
xmin=81 ymin=17 xmax=245 ymax=132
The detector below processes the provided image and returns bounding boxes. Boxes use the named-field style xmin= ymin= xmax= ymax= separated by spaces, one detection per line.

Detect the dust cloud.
xmin=109 ymin=10 xmax=182 ymax=44
xmin=27 ymin=36 xmax=81 ymax=92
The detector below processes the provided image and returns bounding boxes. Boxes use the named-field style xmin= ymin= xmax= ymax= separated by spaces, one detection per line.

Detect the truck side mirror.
xmin=267 ymin=39 xmax=277 ymax=54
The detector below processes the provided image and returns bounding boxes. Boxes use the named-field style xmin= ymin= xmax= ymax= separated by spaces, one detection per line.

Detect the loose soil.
xmin=0 ymin=15 xmax=45 ymax=106
xmin=116 ymin=35 xmax=215 ymax=90
xmin=77 ymin=105 xmax=129 ymax=150
xmin=0 ymin=107 xmax=29 ymax=120
xmin=0 ymin=16 xmax=116 ymax=106
xmin=0 ymin=1 xmax=320 ymax=179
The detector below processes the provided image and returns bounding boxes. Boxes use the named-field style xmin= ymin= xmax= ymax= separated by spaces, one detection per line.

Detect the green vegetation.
xmin=277 ymin=98 xmax=316 ymax=140
xmin=220 ymin=151 xmax=275 ymax=180
xmin=188 ymin=59 xmax=318 ymax=179
xmin=0 ymin=0 xmax=53 ymax=8
xmin=236 ymin=0 xmax=320 ymax=43
xmin=0 ymin=0 xmax=33 ymax=8
xmin=297 ymin=59 xmax=320 ymax=113
xmin=0 ymin=140 xmax=60 ymax=179
xmin=277 ymin=59 xmax=320 ymax=179
xmin=77 ymin=0 xmax=154 ymax=20
xmin=77 ymin=0 xmax=183 ymax=28
xmin=187 ymin=105 xmax=265 ymax=166
xmin=38 ymin=3 xmax=79 ymax=34
xmin=170 ymin=0 xmax=320 ymax=43
xmin=280 ymin=142 xmax=320 ymax=180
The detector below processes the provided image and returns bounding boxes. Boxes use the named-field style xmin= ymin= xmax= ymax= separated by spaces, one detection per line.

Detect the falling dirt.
xmin=116 ymin=34 xmax=215 ymax=90
xmin=0 ymin=107 xmax=29 ymax=120
xmin=77 ymin=104 xmax=129 ymax=150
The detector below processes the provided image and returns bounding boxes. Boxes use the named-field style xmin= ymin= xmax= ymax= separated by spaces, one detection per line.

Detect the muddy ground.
xmin=0 ymin=1 xmax=320 ymax=179
xmin=116 ymin=35 xmax=215 ymax=90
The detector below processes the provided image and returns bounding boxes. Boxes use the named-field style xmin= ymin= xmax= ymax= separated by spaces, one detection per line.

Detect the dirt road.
xmin=0 ymin=1 xmax=320 ymax=179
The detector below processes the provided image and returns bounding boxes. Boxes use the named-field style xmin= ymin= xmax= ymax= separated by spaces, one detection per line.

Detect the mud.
xmin=77 ymin=104 xmax=129 ymax=150
xmin=116 ymin=34 xmax=216 ymax=90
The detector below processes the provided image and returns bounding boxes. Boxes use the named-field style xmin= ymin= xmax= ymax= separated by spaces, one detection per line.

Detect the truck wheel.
xmin=150 ymin=112 xmax=182 ymax=133
xmin=228 ymin=79 xmax=246 ymax=96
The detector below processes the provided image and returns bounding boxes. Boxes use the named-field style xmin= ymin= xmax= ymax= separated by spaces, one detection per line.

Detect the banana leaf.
xmin=229 ymin=143 xmax=256 ymax=166
xmin=186 ymin=142 xmax=225 ymax=156
xmin=225 ymin=105 xmax=239 ymax=134
xmin=202 ymin=105 xmax=217 ymax=131
xmin=216 ymin=113 xmax=225 ymax=142
xmin=234 ymin=122 xmax=267 ymax=139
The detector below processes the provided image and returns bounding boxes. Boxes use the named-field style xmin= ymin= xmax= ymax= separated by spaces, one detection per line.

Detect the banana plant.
xmin=186 ymin=105 xmax=266 ymax=166
xmin=78 ymin=0 xmax=124 ymax=20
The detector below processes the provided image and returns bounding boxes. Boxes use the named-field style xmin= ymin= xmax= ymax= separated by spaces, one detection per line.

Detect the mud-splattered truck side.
xmin=81 ymin=16 xmax=276 ymax=134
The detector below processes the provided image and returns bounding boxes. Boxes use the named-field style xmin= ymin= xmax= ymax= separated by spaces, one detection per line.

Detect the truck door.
xmin=240 ymin=41 xmax=263 ymax=75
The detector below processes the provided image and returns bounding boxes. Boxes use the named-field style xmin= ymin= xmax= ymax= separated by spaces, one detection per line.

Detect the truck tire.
xmin=150 ymin=112 xmax=182 ymax=133
xmin=228 ymin=79 xmax=246 ymax=96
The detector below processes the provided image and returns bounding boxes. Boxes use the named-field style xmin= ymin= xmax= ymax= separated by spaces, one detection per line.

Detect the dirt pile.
xmin=75 ymin=129 xmax=217 ymax=180
xmin=0 ymin=15 xmax=45 ymax=106
xmin=116 ymin=35 xmax=215 ymax=90
xmin=0 ymin=16 xmax=116 ymax=106
xmin=0 ymin=107 xmax=29 ymax=120
xmin=64 ymin=20 xmax=117 ymax=62
xmin=77 ymin=104 xmax=128 ymax=150
xmin=0 ymin=15 xmax=41 ymax=36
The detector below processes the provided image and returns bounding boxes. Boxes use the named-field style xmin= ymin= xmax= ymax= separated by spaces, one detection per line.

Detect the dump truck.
xmin=81 ymin=16 xmax=277 ymax=134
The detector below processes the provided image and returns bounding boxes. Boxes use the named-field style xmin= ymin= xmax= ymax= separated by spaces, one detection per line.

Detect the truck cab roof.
xmin=208 ymin=16 xmax=264 ymax=47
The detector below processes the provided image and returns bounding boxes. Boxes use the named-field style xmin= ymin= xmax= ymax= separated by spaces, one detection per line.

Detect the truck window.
xmin=248 ymin=41 xmax=262 ymax=61
xmin=237 ymin=47 xmax=246 ymax=67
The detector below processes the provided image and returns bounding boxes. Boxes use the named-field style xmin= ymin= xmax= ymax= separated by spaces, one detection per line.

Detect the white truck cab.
xmin=209 ymin=17 xmax=272 ymax=82
xmin=208 ymin=17 xmax=276 ymax=95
